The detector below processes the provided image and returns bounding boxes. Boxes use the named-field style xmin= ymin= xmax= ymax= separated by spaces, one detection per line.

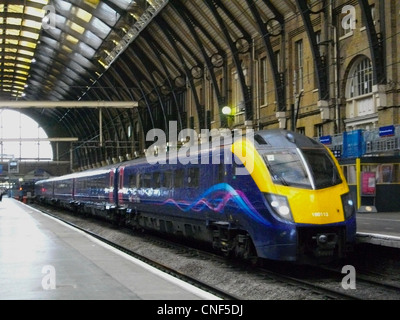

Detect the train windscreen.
xmin=262 ymin=148 xmax=342 ymax=190
xmin=301 ymin=148 xmax=342 ymax=189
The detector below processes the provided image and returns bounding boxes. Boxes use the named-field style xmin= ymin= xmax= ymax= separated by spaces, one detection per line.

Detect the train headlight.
xmin=341 ymin=193 xmax=355 ymax=219
xmin=264 ymin=193 xmax=294 ymax=222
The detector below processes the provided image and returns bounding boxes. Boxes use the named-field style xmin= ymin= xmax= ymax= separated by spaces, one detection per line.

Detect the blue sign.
xmin=343 ymin=130 xmax=365 ymax=158
xmin=379 ymin=125 xmax=395 ymax=137
xmin=319 ymin=135 xmax=332 ymax=145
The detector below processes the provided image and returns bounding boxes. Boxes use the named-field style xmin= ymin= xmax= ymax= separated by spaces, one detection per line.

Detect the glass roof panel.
xmin=24 ymin=6 xmax=45 ymax=18
xmin=95 ymin=2 xmax=120 ymax=26
xmin=74 ymin=7 xmax=92 ymax=23
xmin=23 ymin=19 xmax=43 ymax=29
xmin=16 ymin=70 xmax=29 ymax=76
xmin=108 ymin=0 xmax=133 ymax=10
xmin=29 ymin=0 xmax=49 ymax=5
xmin=7 ymin=39 xmax=19 ymax=46
xmin=16 ymin=63 xmax=31 ymax=70
xmin=5 ymin=48 xmax=17 ymax=53
xmin=6 ymin=18 xmax=22 ymax=25
xmin=15 ymin=76 xmax=28 ymax=81
xmin=18 ymin=49 xmax=35 ymax=57
xmin=61 ymin=45 xmax=73 ymax=54
xmin=6 ymin=29 xmax=20 ymax=36
xmin=90 ymin=17 xmax=111 ymax=38
xmin=65 ymin=35 xmax=79 ymax=45
xmin=1 ymin=0 xmax=161 ymax=100
xmin=67 ymin=20 xmax=85 ymax=34
xmin=21 ymin=31 xmax=40 ymax=40
xmin=82 ymin=30 xmax=102 ymax=49
xmin=8 ymin=5 xmax=24 ymax=14
xmin=56 ymin=0 xmax=72 ymax=12
xmin=84 ymin=0 xmax=100 ymax=8
xmin=19 ymin=40 xmax=37 ymax=49
xmin=77 ymin=42 xmax=96 ymax=59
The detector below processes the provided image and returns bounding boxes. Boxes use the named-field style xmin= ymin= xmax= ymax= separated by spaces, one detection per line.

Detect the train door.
xmin=109 ymin=170 xmax=115 ymax=203
xmin=118 ymin=166 xmax=124 ymax=204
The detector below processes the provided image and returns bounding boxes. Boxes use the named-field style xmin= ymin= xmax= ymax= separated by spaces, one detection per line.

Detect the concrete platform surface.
xmin=0 ymin=197 xmax=220 ymax=300
xmin=356 ymin=211 xmax=400 ymax=248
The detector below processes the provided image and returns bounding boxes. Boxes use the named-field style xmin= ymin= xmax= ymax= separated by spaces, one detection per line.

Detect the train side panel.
xmin=72 ymin=167 xmax=118 ymax=219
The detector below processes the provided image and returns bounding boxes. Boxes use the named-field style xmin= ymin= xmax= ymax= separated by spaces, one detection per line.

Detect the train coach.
xmin=35 ymin=130 xmax=356 ymax=263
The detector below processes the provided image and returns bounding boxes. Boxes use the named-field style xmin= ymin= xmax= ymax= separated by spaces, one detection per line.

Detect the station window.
xmin=295 ymin=39 xmax=304 ymax=93
xmin=377 ymin=164 xmax=400 ymax=184
xmin=260 ymin=56 xmax=268 ymax=105
xmin=347 ymin=57 xmax=373 ymax=98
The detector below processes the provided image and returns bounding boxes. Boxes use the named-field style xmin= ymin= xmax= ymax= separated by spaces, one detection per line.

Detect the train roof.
xmin=35 ymin=129 xmax=324 ymax=184
xmin=254 ymin=129 xmax=322 ymax=149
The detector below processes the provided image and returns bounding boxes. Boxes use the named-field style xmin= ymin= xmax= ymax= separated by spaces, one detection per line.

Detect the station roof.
xmin=0 ymin=0 xmax=300 ymax=167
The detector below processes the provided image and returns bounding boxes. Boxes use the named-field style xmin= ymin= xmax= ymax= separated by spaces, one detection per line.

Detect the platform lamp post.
xmin=222 ymin=106 xmax=234 ymax=129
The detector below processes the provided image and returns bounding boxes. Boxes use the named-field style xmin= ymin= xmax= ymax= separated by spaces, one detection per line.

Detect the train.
xmin=35 ymin=129 xmax=356 ymax=263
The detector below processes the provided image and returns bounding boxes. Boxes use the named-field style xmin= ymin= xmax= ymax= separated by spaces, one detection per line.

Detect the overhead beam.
xmin=0 ymin=137 xmax=78 ymax=142
xmin=0 ymin=101 xmax=138 ymax=108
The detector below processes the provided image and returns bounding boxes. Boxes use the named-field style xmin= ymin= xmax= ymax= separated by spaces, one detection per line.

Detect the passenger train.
xmin=35 ymin=129 xmax=356 ymax=263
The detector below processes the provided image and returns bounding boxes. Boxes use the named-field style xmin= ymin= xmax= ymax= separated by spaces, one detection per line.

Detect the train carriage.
xmin=72 ymin=166 xmax=118 ymax=219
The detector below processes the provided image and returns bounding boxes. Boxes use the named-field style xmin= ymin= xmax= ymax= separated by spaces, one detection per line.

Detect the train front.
xmin=236 ymin=130 xmax=356 ymax=263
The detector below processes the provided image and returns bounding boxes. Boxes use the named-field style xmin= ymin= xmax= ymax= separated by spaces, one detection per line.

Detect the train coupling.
xmin=312 ymin=233 xmax=338 ymax=257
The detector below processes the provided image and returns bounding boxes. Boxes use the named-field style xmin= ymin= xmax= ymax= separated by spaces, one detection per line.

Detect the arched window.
xmin=0 ymin=110 xmax=53 ymax=161
xmin=344 ymin=56 xmax=377 ymax=130
xmin=348 ymin=57 xmax=373 ymax=98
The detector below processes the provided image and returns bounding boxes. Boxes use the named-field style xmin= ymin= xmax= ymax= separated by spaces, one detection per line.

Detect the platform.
xmin=356 ymin=211 xmax=400 ymax=248
xmin=0 ymin=197 xmax=220 ymax=300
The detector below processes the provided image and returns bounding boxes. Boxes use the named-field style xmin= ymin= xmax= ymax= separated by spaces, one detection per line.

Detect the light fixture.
xmin=222 ymin=106 xmax=232 ymax=115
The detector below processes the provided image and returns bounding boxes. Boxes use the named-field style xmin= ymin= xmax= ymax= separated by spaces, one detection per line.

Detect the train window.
xmin=187 ymin=167 xmax=199 ymax=187
xmin=162 ymin=171 xmax=173 ymax=189
xmin=262 ymin=150 xmax=311 ymax=188
xmin=302 ymin=149 xmax=342 ymax=189
xmin=254 ymin=134 xmax=268 ymax=145
xmin=218 ymin=163 xmax=225 ymax=182
xmin=139 ymin=173 xmax=152 ymax=188
xmin=175 ymin=169 xmax=184 ymax=188
xmin=128 ymin=174 xmax=137 ymax=188
xmin=153 ymin=172 xmax=161 ymax=188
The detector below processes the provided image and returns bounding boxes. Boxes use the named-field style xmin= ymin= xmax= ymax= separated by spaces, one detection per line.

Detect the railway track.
xmin=30 ymin=203 xmax=400 ymax=300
